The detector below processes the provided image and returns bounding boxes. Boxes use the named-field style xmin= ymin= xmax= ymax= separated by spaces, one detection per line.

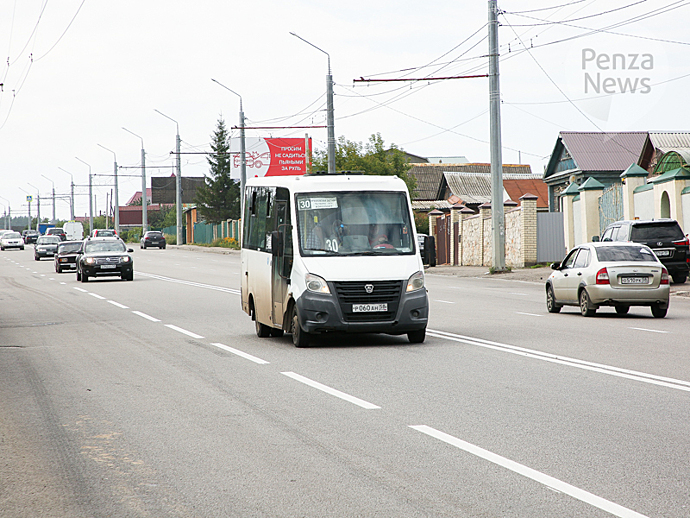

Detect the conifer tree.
xmin=194 ymin=117 xmax=240 ymax=223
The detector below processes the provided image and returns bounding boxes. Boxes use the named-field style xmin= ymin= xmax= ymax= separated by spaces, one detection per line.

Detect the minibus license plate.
xmin=352 ymin=303 xmax=387 ymax=313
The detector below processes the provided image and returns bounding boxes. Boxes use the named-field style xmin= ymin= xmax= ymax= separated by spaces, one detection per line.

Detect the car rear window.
xmin=58 ymin=243 xmax=82 ymax=253
xmin=630 ymin=222 xmax=684 ymax=241
xmin=596 ymin=246 xmax=658 ymax=262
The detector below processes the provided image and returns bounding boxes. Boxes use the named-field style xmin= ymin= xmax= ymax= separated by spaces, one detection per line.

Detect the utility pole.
xmin=489 ymin=0 xmax=506 ymax=271
xmin=123 ymin=128 xmax=147 ymax=232
xmin=41 ymin=174 xmax=56 ymax=223
xmin=76 ymin=157 xmax=93 ymax=233
xmin=290 ymin=33 xmax=335 ymax=174
xmin=27 ymin=183 xmax=41 ymax=231
xmin=58 ymin=168 xmax=75 ymax=220
xmin=0 ymin=196 xmax=10 ymax=230
xmin=98 ymin=144 xmax=119 ymax=233
xmin=155 ymin=110 xmax=183 ymax=246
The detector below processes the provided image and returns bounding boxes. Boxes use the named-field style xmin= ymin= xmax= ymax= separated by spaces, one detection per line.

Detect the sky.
xmin=1 ymin=0 xmax=689 ymax=223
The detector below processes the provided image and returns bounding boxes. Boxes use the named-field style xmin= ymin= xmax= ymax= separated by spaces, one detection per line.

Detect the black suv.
xmin=76 ymin=237 xmax=134 ymax=282
xmin=600 ymin=219 xmax=689 ymax=283
xmin=22 ymin=230 xmax=40 ymax=244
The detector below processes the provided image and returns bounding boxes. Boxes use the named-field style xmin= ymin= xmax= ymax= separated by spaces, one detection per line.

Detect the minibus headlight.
xmin=406 ymin=271 xmax=425 ymax=292
xmin=305 ymin=273 xmax=330 ymax=294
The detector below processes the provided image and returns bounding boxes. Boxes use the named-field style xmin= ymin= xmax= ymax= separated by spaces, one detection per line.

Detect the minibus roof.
xmin=245 ymin=174 xmax=409 ymax=194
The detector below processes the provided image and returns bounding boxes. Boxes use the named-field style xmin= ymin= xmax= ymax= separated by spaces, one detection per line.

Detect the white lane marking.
xmin=210 ymin=343 xmax=269 ymax=364
xmin=40 ymin=274 xmax=45 ymax=277
xmin=516 ymin=312 xmax=542 ymax=317
xmin=410 ymin=425 xmax=649 ymax=518
xmin=427 ymin=329 xmax=690 ymax=393
xmin=132 ymin=311 xmax=161 ymax=322
xmin=281 ymin=372 xmax=380 ymax=410
xmin=88 ymin=293 xmax=106 ymax=300
xmin=108 ymin=300 xmax=129 ymax=309
xmin=630 ymin=327 xmax=668 ymax=334
xmin=165 ymin=324 xmax=204 ymax=339
xmin=73 ymin=287 xmax=88 ymax=293
xmin=434 ymin=300 xmax=455 ymax=304
xmin=49 ymin=278 xmax=55 ymax=281
xmin=32 ymin=271 xmax=38 ymax=274
xmin=60 ymin=282 xmax=66 ymax=285
xmin=136 ymin=271 xmax=241 ymax=295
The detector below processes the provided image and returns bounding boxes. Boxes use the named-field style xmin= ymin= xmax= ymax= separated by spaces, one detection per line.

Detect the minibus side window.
xmin=243 ymin=186 xmax=274 ymax=252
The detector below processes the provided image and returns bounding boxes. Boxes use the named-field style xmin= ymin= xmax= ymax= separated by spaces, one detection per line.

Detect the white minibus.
xmin=241 ymin=173 xmax=429 ymax=347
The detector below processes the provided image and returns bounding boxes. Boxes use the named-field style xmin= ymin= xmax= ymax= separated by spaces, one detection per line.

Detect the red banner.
xmin=232 ymin=137 xmax=311 ymax=178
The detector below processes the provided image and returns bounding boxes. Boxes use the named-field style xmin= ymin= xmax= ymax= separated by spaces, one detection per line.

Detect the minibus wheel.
xmin=291 ymin=308 xmax=310 ymax=348
xmin=407 ymin=328 xmax=426 ymax=344
xmin=251 ymin=302 xmax=270 ymax=337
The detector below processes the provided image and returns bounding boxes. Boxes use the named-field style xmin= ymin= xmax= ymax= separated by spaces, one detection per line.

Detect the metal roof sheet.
xmin=560 ymin=131 xmax=648 ymax=172
xmin=649 ymin=132 xmax=690 ymax=150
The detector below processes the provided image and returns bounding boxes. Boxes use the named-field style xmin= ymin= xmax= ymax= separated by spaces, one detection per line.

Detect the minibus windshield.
xmin=296 ymin=191 xmax=415 ymax=256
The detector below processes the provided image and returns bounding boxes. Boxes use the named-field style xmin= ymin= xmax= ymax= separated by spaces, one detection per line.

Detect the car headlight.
xmin=85 ymin=257 xmax=96 ymax=265
xmin=406 ymin=271 xmax=425 ymax=292
xmin=305 ymin=273 xmax=330 ymax=294
xmin=120 ymin=256 xmax=131 ymax=263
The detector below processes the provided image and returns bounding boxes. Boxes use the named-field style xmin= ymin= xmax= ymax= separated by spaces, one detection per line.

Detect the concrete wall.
xmin=634 ymin=189 xmax=654 ymax=220
xmin=572 ymin=198 xmax=582 ymax=246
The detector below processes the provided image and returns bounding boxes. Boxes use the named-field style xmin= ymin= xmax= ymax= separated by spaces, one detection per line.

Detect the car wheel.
xmin=81 ymin=272 xmax=88 ymax=283
xmin=651 ymin=303 xmax=668 ymax=318
xmin=546 ymin=285 xmax=561 ymax=313
xmin=76 ymin=270 xmax=81 ymax=281
xmin=20 ymin=246 xmax=24 ymax=251
xmin=615 ymin=305 xmax=630 ymax=315
xmin=142 ymin=244 xmax=146 ymax=249
xmin=579 ymin=289 xmax=596 ymax=317
xmin=672 ymin=274 xmax=687 ymax=284
xmin=291 ymin=306 xmax=310 ymax=348
xmin=34 ymin=255 xmax=39 ymax=261
xmin=55 ymin=264 xmax=61 ymax=273
xmin=161 ymin=245 xmax=166 ymax=249
xmin=408 ymin=328 xmax=426 ymax=344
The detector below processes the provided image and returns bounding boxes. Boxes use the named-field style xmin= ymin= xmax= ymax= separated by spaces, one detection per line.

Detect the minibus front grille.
xmin=332 ymin=280 xmax=403 ymax=322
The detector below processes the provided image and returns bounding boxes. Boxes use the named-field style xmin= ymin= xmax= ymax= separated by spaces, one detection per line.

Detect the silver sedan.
xmin=546 ymin=242 xmax=670 ymax=318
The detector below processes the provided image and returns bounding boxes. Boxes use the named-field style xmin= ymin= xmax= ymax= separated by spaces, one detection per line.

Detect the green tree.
xmin=312 ymin=133 xmax=416 ymax=194
xmin=194 ymin=117 xmax=240 ymax=224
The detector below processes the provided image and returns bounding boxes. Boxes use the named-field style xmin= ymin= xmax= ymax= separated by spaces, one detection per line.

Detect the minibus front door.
xmin=271 ymin=201 xmax=291 ymax=329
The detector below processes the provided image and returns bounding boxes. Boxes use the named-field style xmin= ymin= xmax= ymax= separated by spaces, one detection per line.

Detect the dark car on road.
xmin=34 ymin=235 xmax=61 ymax=260
xmin=22 ymin=229 xmax=40 ymax=244
xmin=76 ymin=237 xmax=134 ymax=282
xmin=46 ymin=227 xmax=67 ymax=241
xmin=140 ymin=231 xmax=166 ymax=249
xmin=599 ymin=219 xmax=689 ymax=284
xmin=54 ymin=240 xmax=83 ymax=273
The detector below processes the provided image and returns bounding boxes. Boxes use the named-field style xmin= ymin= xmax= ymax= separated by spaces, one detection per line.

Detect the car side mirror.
xmin=592 ymin=235 xmax=600 ymax=242
xmin=551 ymin=261 xmax=561 ymax=270
xmin=127 ymin=248 xmax=134 ymax=253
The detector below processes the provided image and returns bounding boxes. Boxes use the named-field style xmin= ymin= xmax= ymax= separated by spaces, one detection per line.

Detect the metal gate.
xmin=598 ymin=183 xmax=623 ymax=235
xmin=537 ymin=212 xmax=566 ymax=263
xmin=435 ymin=215 xmax=450 ymax=265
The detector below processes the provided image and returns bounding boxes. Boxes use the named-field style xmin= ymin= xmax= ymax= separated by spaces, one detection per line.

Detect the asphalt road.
xmin=1 ymin=246 xmax=689 ymax=518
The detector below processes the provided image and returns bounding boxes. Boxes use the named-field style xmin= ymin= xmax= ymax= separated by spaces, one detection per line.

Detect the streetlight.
xmin=58 ymin=167 xmax=75 ymax=221
xmin=0 ymin=195 xmax=10 ymax=230
xmin=18 ymin=188 xmax=32 ymax=231
xmin=41 ymin=174 xmax=56 ymax=223
xmin=122 ymin=127 xmax=148 ymax=233
xmin=154 ymin=109 xmax=182 ymax=246
xmin=290 ymin=32 xmax=335 ymax=174
xmin=27 ymin=183 xmax=41 ymax=231
xmin=97 ymin=144 xmax=120 ymax=234
xmin=75 ymin=157 xmax=93 ymax=233
xmin=211 ymin=78 xmax=246 ymax=217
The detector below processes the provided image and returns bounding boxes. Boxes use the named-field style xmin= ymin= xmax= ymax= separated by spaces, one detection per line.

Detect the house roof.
xmin=409 ymin=162 xmax=533 ymax=200
xmin=648 ymin=132 xmax=690 ymax=151
xmin=126 ymin=188 xmax=153 ymax=205
xmin=559 ymin=131 xmax=648 ymax=172
xmin=441 ymin=171 xmax=548 ymax=208
xmin=503 ymin=178 xmax=549 ymax=208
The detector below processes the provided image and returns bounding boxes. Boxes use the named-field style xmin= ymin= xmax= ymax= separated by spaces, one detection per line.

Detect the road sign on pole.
xmin=26 ymin=195 xmax=33 ymax=202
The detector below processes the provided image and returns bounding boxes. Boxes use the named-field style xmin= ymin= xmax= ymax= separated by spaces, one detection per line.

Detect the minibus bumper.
xmin=295 ymin=288 xmax=428 ymax=335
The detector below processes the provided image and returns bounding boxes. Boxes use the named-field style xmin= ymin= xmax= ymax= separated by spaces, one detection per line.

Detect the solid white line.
xmin=210 ymin=343 xmax=269 ymax=364
xmin=88 ymin=293 xmax=106 ymax=300
xmin=73 ymin=287 xmax=88 ymax=293
xmin=281 ymin=372 xmax=380 ymax=410
xmin=434 ymin=300 xmax=455 ymax=304
xmin=629 ymin=327 xmax=668 ymax=334
xmin=132 ymin=311 xmax=161 ymax=322
xmin=515 ymin=312 xmax=542 ymax=317
xmin=165 ymin=324 xmax=204 ymax=339
xmin=427 ymin=329 xmax=690 ymax=392
xmin=107 ymin=300 xmax=129 ymax=309
xmin=410 ymin=425 xmax=649 ymax=518
xmin=136 ymin=271 xmax=241 ymax=295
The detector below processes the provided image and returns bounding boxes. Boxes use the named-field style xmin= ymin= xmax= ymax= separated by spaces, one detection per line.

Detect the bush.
xmin=164 ymin=233 xmax=177 ymax=245
xmin=210 ymin=237 xmax=240 ymax=249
